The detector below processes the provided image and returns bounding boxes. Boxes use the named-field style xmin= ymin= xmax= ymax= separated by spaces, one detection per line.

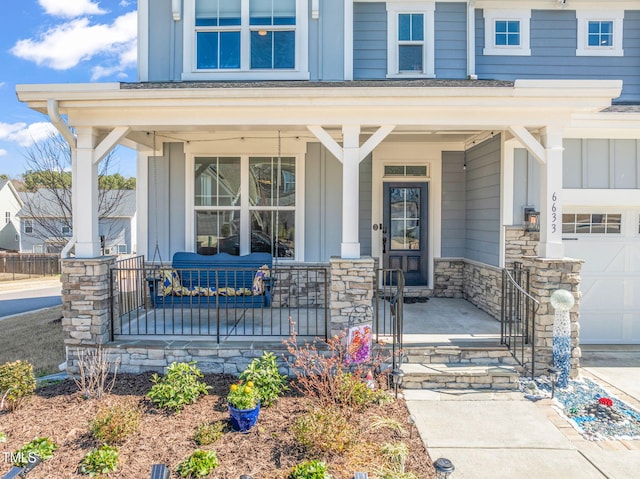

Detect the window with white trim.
xmin=62 ymin=225 xmax=72 ymax=236
xmin=576 ymin=11 xmax=624 ymax=57
xmin=117 ymin=244 xmax=128 ymax=254
xmin=386 ymin=2 xmax=435 ymax=78
xmin=33 ymin=244 xmax=44 ymax=253
xmin=194 ymin=156 xmax=296 ymax=257
xmin=4 ymin=212 xmax=9 ymax=224
xmin=483 ymin=9 xmax=531 ymax=56
xmin=562 ymin=213 xmax=621 ymax=234
xmin=24 ymin=219 xmax=33 ymax=234
xmin=184 ymin=0 xmax=309 ymax=80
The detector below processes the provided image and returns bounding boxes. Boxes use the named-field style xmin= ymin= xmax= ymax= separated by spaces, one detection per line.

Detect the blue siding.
xmin=435 ymin=3 xmax=467 ymax=79
xmin=441 ymin=151 xmax=466 ymax=257
xmin=464 ymin=135 xmax=501 ymax=266
xmin=359 ymin=155 xmax=372 ymax=256
xmin=148 ymin=0 xmax=175 ymax=81
xmin=310 ymin=0 xmax=345 ymax=81
xmin=353 ymin=2 xmax=387 ymax=80
xmin=476 ymin=9 xmax=640 ymax=102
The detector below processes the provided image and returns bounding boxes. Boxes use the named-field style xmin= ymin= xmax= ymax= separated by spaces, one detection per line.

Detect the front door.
xmin=383 ymin=182 xmax=428 ymax=286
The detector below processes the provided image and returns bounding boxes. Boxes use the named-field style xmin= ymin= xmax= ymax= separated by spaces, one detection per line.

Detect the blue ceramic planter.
xmin=229 ymin=402 xmax=260 ymax=433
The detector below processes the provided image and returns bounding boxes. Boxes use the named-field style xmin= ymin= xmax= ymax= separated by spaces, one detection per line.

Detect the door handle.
xmin=382 ymin=235 xmax=387 ymax=254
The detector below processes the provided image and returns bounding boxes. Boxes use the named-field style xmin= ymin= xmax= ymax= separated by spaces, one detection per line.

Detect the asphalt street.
xmin=0 ymin=284 xmax=62 ymax=319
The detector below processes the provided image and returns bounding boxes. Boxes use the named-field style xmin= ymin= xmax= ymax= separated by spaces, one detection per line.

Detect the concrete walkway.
xmin=406 ymin=357 xmax=640 ymax=478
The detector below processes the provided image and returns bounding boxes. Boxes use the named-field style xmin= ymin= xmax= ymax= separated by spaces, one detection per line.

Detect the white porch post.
xmin=539 ymin=127 xmax=565 ymax=259
xmin=74 ymin=127 xmax=100 ymax=258
xmin=341 ymin=125 xmax=361 ymax=258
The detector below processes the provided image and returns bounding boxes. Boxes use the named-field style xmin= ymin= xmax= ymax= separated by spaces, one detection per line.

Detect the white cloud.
xmin=0 ymin=149 xmax=7 ymax=157
xmin=10 ymin=11 xmax=137 ymax=75
xmin=119 ymin=0 xmax=131 ymax=6
xmin=0 ymin=122 xmax=58 ymax=147
xmin=39 ymin=0 xmax=106 ymax=18
xmin=0 ymin=82 xmax=6 ymax=89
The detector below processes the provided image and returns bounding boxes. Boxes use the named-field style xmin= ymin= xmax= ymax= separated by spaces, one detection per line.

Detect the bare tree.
xmin=19 ymin=132 xmax=134 ymax=253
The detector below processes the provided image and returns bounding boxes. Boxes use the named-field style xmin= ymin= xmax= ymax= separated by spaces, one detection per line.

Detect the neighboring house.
xmin=17 ymin=189 xmax=137 ymax=255
xmin=15 ymin=0 xmax=640 ymax=347
xmin=0 ymin=179 xmax=23 ymax=252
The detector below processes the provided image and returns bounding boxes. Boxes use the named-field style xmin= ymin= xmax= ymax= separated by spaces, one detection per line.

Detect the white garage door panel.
xmin=564 ymin=213 xmax=640 ymax=344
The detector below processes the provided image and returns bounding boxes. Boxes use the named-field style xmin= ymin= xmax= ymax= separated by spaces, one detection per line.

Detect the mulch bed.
xmin=1 ymin=373 xmax=435 ymax=478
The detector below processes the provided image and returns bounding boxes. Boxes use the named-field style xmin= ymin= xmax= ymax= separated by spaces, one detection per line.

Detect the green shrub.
xmin=90 ymin=403 xmax=141 ymax=444
xmin=227 ymin=380 xmax=259 ymax=410
xmin=0 ymin=360 xmax=36 ymax=411
xmin=239 ymin=351 xmax=288 ymax=407
xmin=292 ymin=405 xmax=356 ymax=454
xmin=79 ymin=445 xmax=119 ymax=476
xmin=13 ymin=437 xmax=57 ymax=467
xmin=289 ymin=459 xmax=331 ymax=479
xmin=193 ymin=421 xmax=224 ymax=446
xmin=147 ymin=362 xmax=210 ymax=412
xmin=176 ymin=449 xmax=219 ymax=478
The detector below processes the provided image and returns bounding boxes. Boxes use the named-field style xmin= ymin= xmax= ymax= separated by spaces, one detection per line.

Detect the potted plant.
xmin=227 ymin=380 xmax=260 ymax=433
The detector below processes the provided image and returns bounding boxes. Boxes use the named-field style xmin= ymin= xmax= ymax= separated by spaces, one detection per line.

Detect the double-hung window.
xmin=386 ymin=2 xmax=435 ymax=78
xmin=194 ymin=156 xmax=297 ymax=258
xmin=185 ymin=0 xmax=309 ymax=80
xmin=483 ymin=9 xmax=531 ymax=56
xmin=24 ymin=219 xmax=33 ymax=234
xmin=576 ymin=11 xmax=624 ymax=57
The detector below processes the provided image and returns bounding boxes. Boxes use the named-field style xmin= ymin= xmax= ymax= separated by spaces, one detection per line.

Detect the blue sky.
xmin=0 ymin=0 xmax=138 ymax=179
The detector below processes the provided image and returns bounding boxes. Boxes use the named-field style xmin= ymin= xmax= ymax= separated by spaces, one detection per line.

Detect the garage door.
xmin=564 ymin=211 xmax=640 ymax=344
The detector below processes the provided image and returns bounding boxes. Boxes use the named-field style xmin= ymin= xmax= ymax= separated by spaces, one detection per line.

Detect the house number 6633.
xmin=551 ymin=192 xmax=557 ymax=233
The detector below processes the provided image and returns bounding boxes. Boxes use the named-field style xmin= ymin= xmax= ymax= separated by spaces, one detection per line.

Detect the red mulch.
xmin=0 ymin=373 xmax=435 ymax=478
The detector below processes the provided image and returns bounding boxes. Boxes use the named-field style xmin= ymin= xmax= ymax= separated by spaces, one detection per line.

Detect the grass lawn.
xmin=0 ymin=306 xmax=65 ymax=376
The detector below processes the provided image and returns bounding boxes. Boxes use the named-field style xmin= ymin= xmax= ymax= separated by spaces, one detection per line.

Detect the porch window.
xmin=194 ymin=156 xmax=296 ymax=257
xmin=576 ymin=11 xmax=624 ymax=57
xmin=562 ymin=213 xmax=621 ymax=234
xmin=186 ymin=0 xmax=308 ymax=80
xmin=386 ymin=2 xmax=435 ymax=78
xmin=483 ymin=9 xmax=531 ymax=56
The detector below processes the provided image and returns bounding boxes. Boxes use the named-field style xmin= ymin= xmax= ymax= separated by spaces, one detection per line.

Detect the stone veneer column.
xmin=523 ymin=257 xmax=582 ymax=378
xmin=61 ymin=257 xmax=116 ymax=372
xmin=329 ymin=257 xmax=375 ymax=336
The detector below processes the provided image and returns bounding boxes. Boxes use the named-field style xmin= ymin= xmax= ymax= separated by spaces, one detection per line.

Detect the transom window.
xmin=562 ymin=213 xmax=621 ymax=234
xmin=576 ymin=11 xmax=624 ymax=57
xmin=483 ymin=9 xmax=531 ymax=56
xmin=186 ymin=0 xmax=308 ymax=79
xmin=194 ymin=156 xmax=296 ymax=257
xmin=386 ymin=2 xmax=435 ymax=78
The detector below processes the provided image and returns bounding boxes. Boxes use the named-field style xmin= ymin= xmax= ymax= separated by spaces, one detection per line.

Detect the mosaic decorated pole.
xmin=550 ymin=289 xmax=575 ymax=388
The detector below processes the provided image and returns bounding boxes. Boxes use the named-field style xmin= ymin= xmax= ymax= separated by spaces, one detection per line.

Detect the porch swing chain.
xmin=150 ymin=131 xmax=164 ymax=267
xmin=274 ymin=130 xmax=282 ymax=273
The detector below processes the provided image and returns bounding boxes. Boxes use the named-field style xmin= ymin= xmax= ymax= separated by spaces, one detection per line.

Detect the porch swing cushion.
xmin=153 ymin=252 xmax=274 ymax=307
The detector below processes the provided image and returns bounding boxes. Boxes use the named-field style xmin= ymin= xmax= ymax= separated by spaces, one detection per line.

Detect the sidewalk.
xmin=0 ymin=276 xmax=61 ymax=292
xmin=406 ymin=363 xmax=640 ymax=479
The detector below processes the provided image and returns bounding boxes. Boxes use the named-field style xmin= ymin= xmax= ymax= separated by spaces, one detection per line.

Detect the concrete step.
xmin=401 ymin=343 xmax=518 ymax=367
xmin=401 ymin=362 xmax=521 ymax=390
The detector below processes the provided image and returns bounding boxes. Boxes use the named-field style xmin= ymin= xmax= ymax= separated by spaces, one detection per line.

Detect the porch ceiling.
xmin=16 ymin=79 xmax=623 ymax=150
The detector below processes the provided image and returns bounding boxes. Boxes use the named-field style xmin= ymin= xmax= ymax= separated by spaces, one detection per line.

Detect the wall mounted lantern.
xmin=524 ymin=207 xmax=540 ymax=232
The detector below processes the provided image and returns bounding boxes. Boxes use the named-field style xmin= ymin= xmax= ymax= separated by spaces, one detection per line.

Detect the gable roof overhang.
xmin=16 ymin=79 xmax=623 ymax=150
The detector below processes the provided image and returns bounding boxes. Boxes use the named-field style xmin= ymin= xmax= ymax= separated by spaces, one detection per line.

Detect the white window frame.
xmin=186 ymin=152 xmax=305 ymax=261
xmin=386 ymin=1 xmax=435 ymax=78
xmin=117 ymin=244 xmax=128 ymax=254
xmin=183 ymin=0 xmax=309 ymax=80
xmin=576 ymin=10 xmax=624 ymax=57
xmin=61 ymin=225 xmax=72 ymax=236
xmin=4 ymin=212 xmax=9 ymax=224
xmin=24 ymin=219 xmax=33 ymax=234
xmin=483 ymin=9 xmax=531 ymax=56
xmin=33 ymin=244 xmax=44 ymax=253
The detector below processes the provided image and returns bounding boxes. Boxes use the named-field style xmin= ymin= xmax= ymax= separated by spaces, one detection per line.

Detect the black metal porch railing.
xmin=374 ymin=269 xmax=405 ymax=376
xmin=501 ymin=262 xmax=540 ymax=377
xmin=109 ymin=262 xmax=329 ymax=342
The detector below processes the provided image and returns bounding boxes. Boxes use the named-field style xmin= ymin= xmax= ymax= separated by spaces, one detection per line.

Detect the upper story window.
xmin=4 ymin=212 xmax=9 ymax=224
xmin=576 ymin=11 xmax=624 ymax=57
xmin=24 ymin=219 xmax=33 ymax=234
xmin=483 ymin=9 xmax=531 ymax=56
xmin=184 ymin=0 xmax=309 ymax=80
xmin=62 ymin=225 xmax=72 ymax=236
xmin=386 ymin=2 xmax=435 ymax=78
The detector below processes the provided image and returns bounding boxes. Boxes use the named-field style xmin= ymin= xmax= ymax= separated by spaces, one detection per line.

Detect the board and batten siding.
xmin=359 ymin=155 xmax=373 ymax=257
xmin=353 ymin=2 xmax=387 ymax=80
xmin=435 ymin=2 xmax=467 ymax=79
xmin=464 ymin=135 xmax=501 ymax=266
xmin=441 ymin=151 xmax=466 ymax=257
xmin=309 ymin=0 xmax=345 ymax=81
xmin=476 ymin=9 xmax=640 ymax=103
xmin=147 ymin=143 xmax=187 ymax=258
xmin=304 ymin=143 xmax=342 ymax=262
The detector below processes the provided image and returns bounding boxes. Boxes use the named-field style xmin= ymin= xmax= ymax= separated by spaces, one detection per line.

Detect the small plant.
xmin=13 ymin=437 xmax=57 ymax=467
xmin=239 ymin=351 xmax=288 ymax=407
xmin=0 ymin=360 xmax=36 ymax=411
xmin=73 ymin=346 xmax=120 ymax=400
xmin=176 ymin=449 xmax=219 ymax=478
xmin=79 ymin=444 xmax=119 ymax=476
xmin=289 ymin=459 xmax=331 ymax=479
xmin=292 ymin=405 xmax=356 ymax=454
xmin=368 ymin=416 xmax=407 ymax=437
xmin=147 ymin=362 xmax=210 ymax=412
xmin=0 ymin=431 xmax=7 ymax=443
xmin=193 ymin=421 xmax=224 ymax=446
xmin=227 ymin=380 xmax=259 ymax=410
xmin=380 ymin=442 xmax=410 ymax=472
xmin=90 ymin=403 xmax=141 ymax=444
